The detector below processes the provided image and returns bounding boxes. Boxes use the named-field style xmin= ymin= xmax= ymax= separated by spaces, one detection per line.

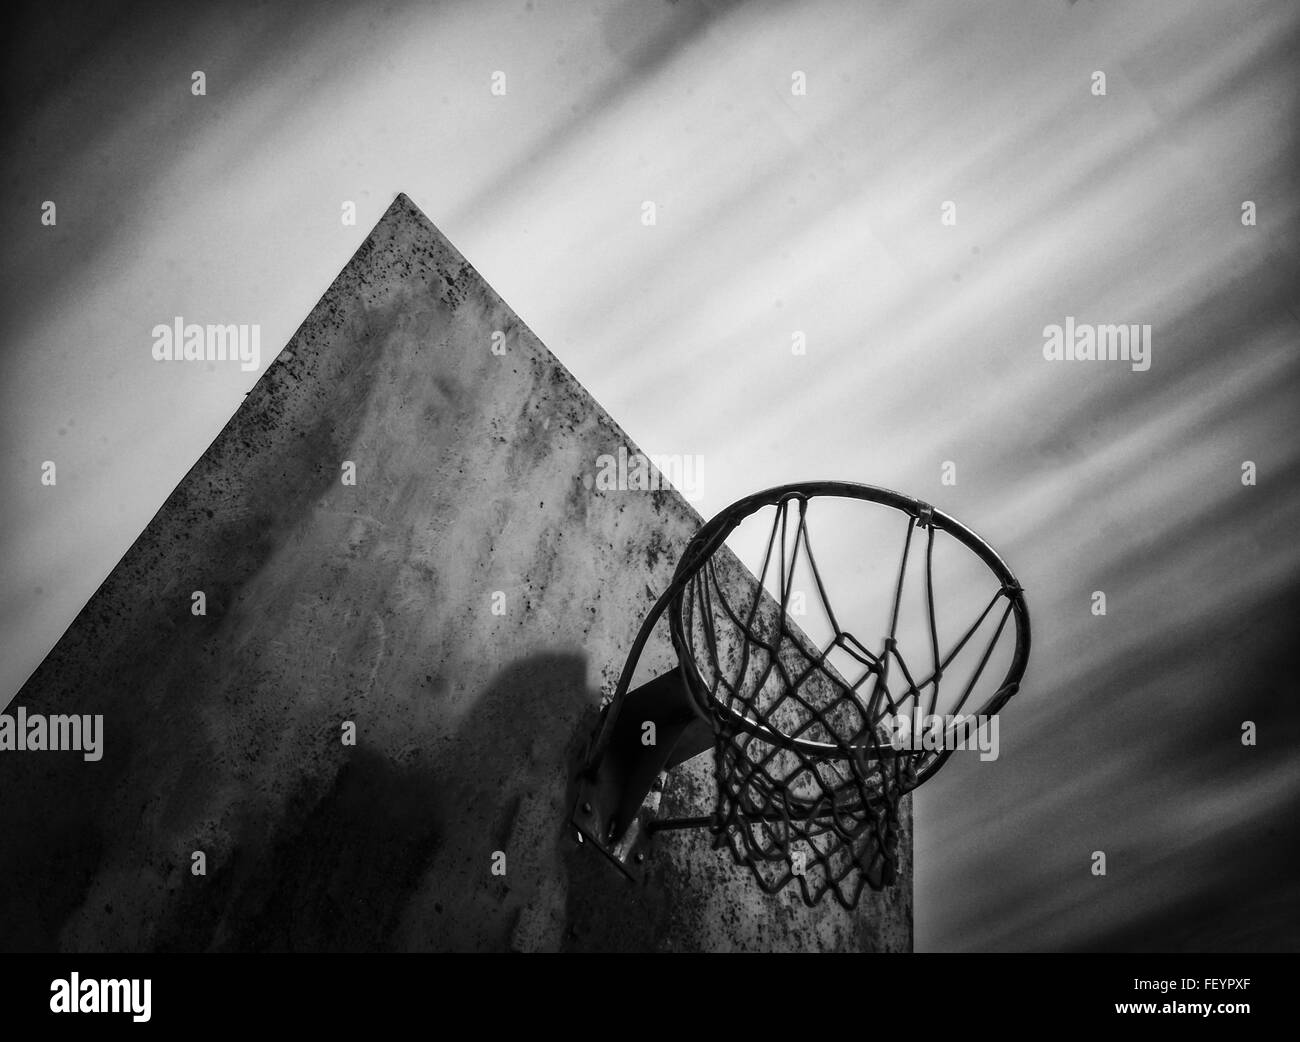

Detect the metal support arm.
xmin=572 ymin=667 xmax=714 ymax=879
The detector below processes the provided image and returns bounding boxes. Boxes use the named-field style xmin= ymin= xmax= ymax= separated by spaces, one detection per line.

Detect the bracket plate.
xmin=571 ymin=668 xmax=714 ymax=878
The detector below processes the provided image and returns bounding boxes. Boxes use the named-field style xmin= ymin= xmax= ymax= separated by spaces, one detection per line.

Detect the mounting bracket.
xmin=572 ymin=667 xmax=714 ymax=880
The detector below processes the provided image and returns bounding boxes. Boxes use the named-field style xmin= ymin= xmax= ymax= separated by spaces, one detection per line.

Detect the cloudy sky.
xmin=2 ymin=0 xmax=1297 ymax=950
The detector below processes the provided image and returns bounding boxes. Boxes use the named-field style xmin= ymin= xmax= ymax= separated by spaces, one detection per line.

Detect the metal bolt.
xmin=582 ymin=802 xmax=592 ymax=814
xmin=635 ymin=852 xmax=645 ymax=864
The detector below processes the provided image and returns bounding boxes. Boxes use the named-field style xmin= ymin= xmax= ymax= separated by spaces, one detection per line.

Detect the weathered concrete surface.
xmin=0 ymin=194 xmax=911 ymax=952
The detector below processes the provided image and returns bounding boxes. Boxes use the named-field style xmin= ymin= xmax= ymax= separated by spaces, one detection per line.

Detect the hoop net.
xmin=672 ymin=491 xmax=1024 ymax=909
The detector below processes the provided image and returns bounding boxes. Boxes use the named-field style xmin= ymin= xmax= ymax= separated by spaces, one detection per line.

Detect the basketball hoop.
xmin=573 ymin=482 xmax=1030 ymax=908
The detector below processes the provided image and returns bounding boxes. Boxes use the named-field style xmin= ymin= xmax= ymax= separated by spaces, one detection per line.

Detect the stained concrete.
xmin=0 ymin=194 xmax=911 ymax=952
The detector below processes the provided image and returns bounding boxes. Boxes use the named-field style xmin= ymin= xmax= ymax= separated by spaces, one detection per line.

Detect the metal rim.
xmin=665 ymin=481 xmax=1030 ymax=774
